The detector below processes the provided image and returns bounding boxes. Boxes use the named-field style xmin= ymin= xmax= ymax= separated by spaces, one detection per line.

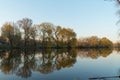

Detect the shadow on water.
xmin=0 ymin=48 xmax=119 ymax=80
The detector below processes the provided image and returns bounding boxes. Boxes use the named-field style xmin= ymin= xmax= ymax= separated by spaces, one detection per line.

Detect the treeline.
xmin=0 ymin=18 xmax=115 ymax=49
xmin=77 ymin=36 xmax=113 ymax=48
xmin=0 ymin=18 xmax=76 ymax=49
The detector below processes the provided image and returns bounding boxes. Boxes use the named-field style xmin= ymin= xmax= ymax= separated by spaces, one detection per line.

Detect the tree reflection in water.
xmin=0 ymin=49 xmax=113 ymax=78
xmin=77 ymin=49 xmax=112 ymax=59
xmin=0 ymin=49 xmax=77 ymax=78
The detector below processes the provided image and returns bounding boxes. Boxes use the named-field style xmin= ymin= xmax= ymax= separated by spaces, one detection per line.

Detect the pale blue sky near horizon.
xmin=0 ymin=0 xmax=119 ymax=42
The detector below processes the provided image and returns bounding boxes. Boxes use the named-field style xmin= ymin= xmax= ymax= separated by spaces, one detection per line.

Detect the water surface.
xmin=0 ymin=49 xmax=120 ymax=80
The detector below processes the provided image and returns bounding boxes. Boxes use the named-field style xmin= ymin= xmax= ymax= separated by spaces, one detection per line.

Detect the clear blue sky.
xmin=0 ymin=0 xmax=119 ymax=42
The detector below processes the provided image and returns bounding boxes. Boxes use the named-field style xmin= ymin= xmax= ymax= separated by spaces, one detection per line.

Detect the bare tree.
xmin=17 ymin=18 xmax=32 ymax=47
